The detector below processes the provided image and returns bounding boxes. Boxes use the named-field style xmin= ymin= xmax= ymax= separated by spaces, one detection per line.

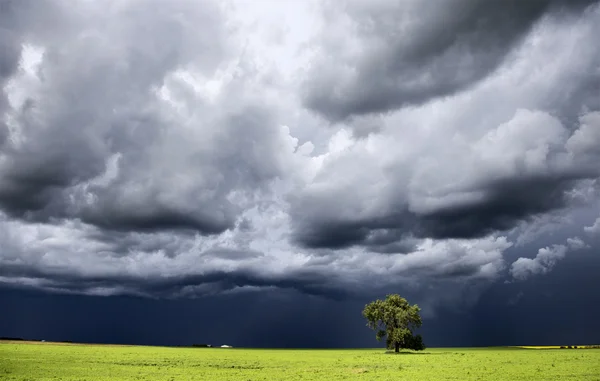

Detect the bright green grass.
xmin=1 ymin=342 xmax=599 ymax=380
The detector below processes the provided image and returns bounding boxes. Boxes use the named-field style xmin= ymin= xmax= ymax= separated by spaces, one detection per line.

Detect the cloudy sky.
xmin=1 ymin=0 xmax=600 ymax=347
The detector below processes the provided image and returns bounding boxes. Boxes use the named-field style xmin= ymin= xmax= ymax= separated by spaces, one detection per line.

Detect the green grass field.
xmin=1 ymin=341 xmax=599 ymax=380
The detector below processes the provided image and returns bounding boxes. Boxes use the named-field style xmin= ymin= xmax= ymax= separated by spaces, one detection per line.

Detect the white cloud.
xmin=510 ymin=244 xmax=568 ymax=281
xmin=566 ymin=236 xmax=588 ymax=250
xmin=510 ymin=235 xmax=588 ymax=281
xmin=584 ymin=217 xmax=600 ymax=235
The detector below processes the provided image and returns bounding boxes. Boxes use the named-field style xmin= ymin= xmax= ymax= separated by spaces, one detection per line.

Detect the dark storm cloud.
xmin=293 ymin=172 xmax=593 ymax=250
xmin=361 ymin=231 xmax=420 ymax=254
xmin=416 ymin=175 xmax=584 ymax=239
xmin=0 ymin=0 xmax=60 ymax=143
xmin=73 ymin=105 xmax=292 ymax=234
xmin=0 ymin=257 xmax=501 ymax=304
xmin=303 ymin=0 xmax=598 ymax=121
xmin=0 ymin=0 xmax=220 ymax=223
xmin=0 ymin=260 xmax=353 ymax=300
xmin=0 ymin=0 xmax=293 ymax=235
xmin=0 ymin=211 xmax=511 ymax=302
xmin=2 ymin=257 xmax=322 ymax=299
xmin=0 ymin=0 xmax=599 ymax=312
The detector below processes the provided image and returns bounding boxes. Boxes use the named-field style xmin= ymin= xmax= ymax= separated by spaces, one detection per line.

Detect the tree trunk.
xmin=394 ymin=342 xmax=400 ymax=353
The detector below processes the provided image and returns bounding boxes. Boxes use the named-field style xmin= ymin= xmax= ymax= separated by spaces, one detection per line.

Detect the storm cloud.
xmin=1 ymin=0 xmax=600 ymax=317
xmin=302 ymin=0 xmax=599 ymax=121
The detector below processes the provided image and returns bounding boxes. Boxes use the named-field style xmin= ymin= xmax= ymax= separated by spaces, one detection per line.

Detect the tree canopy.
xmin=362 ymin=294 xmax=425 ymax=352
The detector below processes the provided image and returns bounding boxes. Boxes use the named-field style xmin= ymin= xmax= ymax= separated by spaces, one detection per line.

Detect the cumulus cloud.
xmin=510 ymin=245 xmax=568 ymax=280
xmin=584 ymin=217 xmax=600 ymax=235
xmin=0 ymin=0 xmax=599 ymax=304
xmin=290 ymin=1 xmax=600 ymax=250
xmin=566 ymin=236 xmax=588 ymax=250
xmin=292 ymin=96 xmax=600 ymax=250
xmin=510 ymin=236 xmax=588 ymax=280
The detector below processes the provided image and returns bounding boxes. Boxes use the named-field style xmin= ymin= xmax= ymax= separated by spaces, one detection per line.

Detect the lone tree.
xmin=362 ymin=294 xmax=425 ymax=353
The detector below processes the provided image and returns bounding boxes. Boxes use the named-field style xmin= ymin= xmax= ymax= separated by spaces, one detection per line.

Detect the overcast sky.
xmin=1 ymin=0 xmax=600 ymax=348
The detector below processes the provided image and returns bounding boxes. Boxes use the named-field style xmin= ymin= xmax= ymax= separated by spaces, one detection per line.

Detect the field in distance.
xmin=515 ymin=345 xmax=600 ymax=349
xmin=1 ymin=341 xmax=599 ymax=380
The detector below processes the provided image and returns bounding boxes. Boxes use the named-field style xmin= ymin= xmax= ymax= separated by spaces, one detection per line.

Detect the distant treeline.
xmin=560 ymin=345 xmax=600 ymax=349
xmin=0 ymin=337 xmax=72 ymax=343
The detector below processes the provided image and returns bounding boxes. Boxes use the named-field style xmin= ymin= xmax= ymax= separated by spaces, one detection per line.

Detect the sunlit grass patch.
xmin=1 ymin=341 xmax=600 ymax=380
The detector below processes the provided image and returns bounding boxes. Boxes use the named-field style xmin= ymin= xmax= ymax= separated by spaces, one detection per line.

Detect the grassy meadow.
xmin=1 ymin=341 xmax=599 ymax=380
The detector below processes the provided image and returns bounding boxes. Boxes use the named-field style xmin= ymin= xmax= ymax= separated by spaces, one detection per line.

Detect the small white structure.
xmin=220 ymin=345 xmax=232 ymax=348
